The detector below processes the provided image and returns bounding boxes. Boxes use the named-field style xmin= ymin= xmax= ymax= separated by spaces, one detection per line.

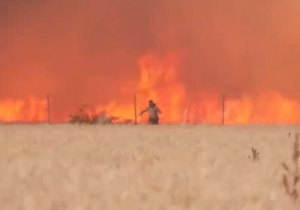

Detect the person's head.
xmin=149 ymin=100 xmax=155 ymax=107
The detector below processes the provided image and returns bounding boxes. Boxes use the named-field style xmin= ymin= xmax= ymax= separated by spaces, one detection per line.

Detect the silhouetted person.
xmin=140 ymin=100 xmax=162 ymax=124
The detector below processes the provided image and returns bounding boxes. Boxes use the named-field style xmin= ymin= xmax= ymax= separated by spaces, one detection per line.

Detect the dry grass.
xmin=249 ymin=147 xmax=260 ymax=162
xmin=0 ymin=124 xmax=299 ymax=210
xmin=282 ymin=133 xmax=300 ymax=200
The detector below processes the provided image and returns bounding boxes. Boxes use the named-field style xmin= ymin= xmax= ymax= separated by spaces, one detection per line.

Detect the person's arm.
xmin=140 ymin=107 xmax=148 ymax=115
xmin=157 ymin=107 xmax=162 ymax=114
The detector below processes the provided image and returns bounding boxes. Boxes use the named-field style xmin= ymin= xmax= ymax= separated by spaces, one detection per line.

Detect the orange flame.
xmin=94 ymin=53 xmax=185 ymax=124
xmin=0 ymin=97 xmax=47 ymax=122
xmin=225 ymin=92 xmax=300 ymax=124
xmin=2 ymin=53 xmax=300 ymax=124
xmin=97 ymin=53 xmax=300 ymax=125
xmin=136 ymin=53 xmax=185 ymax=123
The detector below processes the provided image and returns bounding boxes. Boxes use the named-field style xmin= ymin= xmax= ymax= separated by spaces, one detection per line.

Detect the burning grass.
xmin=3 ymin=54 xmax=300 ymax=125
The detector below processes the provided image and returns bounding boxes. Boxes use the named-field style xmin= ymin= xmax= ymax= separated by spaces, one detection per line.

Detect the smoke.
xmin=150 ymin=0 xmax=300 ymax=97
xmin=1 ymin=0 xmax=300 ymax=119
xmin=0 ymin=0 xmax=159 ymax=101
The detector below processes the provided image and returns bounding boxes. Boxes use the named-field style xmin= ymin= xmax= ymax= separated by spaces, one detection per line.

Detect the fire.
xmin=93 ymin=53 xmax=300 ymax=125
xmin=185 ymin=93 xmax=222 ymax=124
xmin=225 ymin=92 xmax=300 ymax=124
xmin=136 ymin=53 xmax=185 ymax=123
xmin=93 ymin=53 xmax=185 ymax=124
xmin=1 ymin=53 xmax=300 ymax=124
xmin=0 ymin=97 xmax=47 ymax=122
xmin=95 ymin=102 xmax=135 ymax=123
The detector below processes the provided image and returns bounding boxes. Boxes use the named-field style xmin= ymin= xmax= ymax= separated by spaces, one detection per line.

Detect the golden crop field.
xmin=0 ymin=124 xmax=299 ymax=210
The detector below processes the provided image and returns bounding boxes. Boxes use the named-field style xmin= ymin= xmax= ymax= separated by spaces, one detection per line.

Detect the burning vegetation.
xmin=1 ymin=0 xmax=300 ymax=124
xmin=1 ymin=53 xmax=300 ymax=124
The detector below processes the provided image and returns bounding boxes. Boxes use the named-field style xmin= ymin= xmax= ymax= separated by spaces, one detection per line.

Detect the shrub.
xmin=69 ymin=107 xmax=113 ymax=124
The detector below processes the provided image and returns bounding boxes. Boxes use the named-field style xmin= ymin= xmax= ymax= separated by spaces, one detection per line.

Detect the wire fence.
xmin=1 ymin=92 xmax=300 ymax=124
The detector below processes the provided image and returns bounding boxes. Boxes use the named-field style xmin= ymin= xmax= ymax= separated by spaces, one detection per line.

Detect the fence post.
xmin=134 ymin=94 xmax=137 ymax=124
xmin=222 ymin=95 xmax=225 ymax=125
xmin=47 ymin=93 xmax=50 ymax=124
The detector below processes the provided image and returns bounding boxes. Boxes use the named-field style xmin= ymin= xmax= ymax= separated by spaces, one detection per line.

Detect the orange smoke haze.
xmin=1 ymin=0 xmax=300 ymax=124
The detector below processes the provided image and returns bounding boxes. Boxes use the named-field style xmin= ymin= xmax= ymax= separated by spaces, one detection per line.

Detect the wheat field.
xmin=0 ymin=124 xmax=299 ymax=210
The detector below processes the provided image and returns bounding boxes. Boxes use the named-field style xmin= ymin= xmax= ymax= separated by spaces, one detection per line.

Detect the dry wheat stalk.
xmin=282 ymin=133 xmax=300 ymax=200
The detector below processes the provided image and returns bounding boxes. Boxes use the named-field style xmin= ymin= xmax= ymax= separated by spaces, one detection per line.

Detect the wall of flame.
xmin=1 ymin=53 xmax=300 ymax=124
xmin=1 ymin=0 xmax=300 ymax=124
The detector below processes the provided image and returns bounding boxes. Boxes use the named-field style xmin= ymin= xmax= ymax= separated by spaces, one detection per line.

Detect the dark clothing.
xmin=149 ymin=118 xmax=159 ymax=124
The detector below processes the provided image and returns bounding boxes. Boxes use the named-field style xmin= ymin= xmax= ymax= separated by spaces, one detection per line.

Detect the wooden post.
xmin=222 ymin=95 xmax=225 ymax=125
xmin=134 ymin=94 xmax=137 ymax=124
xmin=47 ymin=93 xmax=50 ymax=124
